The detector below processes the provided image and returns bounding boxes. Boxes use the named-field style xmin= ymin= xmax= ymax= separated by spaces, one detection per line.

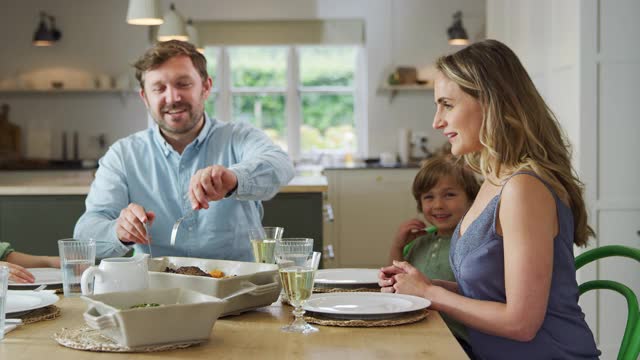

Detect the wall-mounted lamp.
xmin=186 ymin=19 xmax=203 ymax=53
xmin=127 ymin=0 xmax=163 ymax=25
xmin=447 ymin=11 xmax=469 ymax=46
xmin=157 ymin=3 xmax=188 ymax=42
xmin=33 ymin=11 xmax=62 ymax=47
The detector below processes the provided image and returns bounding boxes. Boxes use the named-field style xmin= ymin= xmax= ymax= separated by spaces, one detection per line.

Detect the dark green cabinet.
xmin=0 ymin=195 xmax=86 ymax=256
xmin=262 ymin=192 xmax=324 ymax=255
xmin=0 ymin=192 xmax=323 ymax=259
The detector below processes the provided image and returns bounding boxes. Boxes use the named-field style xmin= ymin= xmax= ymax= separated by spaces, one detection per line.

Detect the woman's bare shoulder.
xmin=501 ymin=173 xmax=555 ymax=208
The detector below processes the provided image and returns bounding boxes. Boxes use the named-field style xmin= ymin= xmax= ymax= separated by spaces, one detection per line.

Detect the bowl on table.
xmin=80 ymin=288 xmax=225 ymax=347
xmin=147 ymin=257 xmax=281 ymax=316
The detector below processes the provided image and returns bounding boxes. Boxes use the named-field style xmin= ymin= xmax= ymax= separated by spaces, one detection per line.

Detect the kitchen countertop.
xmin=324 ymin=163 xmax=421 ymax=170
xmin=0 ymin=170 xmax=327 ymax=195
xmin=1 ymin=296 xmax=467 ymax=360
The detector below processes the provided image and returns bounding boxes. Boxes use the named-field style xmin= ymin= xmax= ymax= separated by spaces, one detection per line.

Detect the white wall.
xmin=487 ymin=0 xmax=581 ymax=168
xmin=0 ymin=0 xmax=485 ymax=161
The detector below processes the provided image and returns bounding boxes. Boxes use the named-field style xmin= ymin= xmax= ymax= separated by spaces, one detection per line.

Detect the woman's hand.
xmin=392 ymin=219 xmax=427 ymax=249
xmin=379 ymin=261 xmax=433 ymax=298
xmin=0 ymin=261 xmax=35 ymax=284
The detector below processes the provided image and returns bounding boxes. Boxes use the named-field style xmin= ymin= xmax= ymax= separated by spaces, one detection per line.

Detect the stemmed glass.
xmin=275 ymin=238 xmax=318 ymax=334
xmin=248 ymin=227 xmax=284 ymax=264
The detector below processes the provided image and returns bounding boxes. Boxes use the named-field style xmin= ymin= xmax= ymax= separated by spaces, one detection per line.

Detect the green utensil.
xmin=402 ymin=225 xmax=437 ymax=258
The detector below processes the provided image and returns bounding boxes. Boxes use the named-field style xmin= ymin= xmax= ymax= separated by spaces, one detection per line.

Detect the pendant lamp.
xmin=186 ymin=19 xmax=203 ymax=52
xmin=126 ymin=0 xmax=163 ymax=25
xmin=157 ymin=3 xmax=188 ymax=42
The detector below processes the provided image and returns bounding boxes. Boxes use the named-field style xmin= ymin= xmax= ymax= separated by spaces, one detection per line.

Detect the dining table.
xmin=1 ymin=296 xmax=468 ymax=359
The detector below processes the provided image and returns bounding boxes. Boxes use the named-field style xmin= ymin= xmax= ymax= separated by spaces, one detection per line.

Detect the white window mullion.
xmin=286 ymin=46 xmax=301 ymax=161
xmin=355 ymin=45 xmax=368 ymax=158
xmin=218 ymin=48 xmax=232 ymax=122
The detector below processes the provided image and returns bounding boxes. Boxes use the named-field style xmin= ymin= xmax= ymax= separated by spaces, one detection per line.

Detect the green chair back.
xmin=575 ymin=245 xmax=640 ymax=360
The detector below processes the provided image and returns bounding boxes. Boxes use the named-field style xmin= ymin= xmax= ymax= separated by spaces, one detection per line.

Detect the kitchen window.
xmin=204 ymin=45 xmax=364 ymax=162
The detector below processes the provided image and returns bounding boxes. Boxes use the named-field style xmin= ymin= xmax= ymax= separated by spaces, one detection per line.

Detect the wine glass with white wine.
xmin=248 ymin=227 xmax=284 ymax=264
xmin=275 ymin=238 xmax=318 ymax=334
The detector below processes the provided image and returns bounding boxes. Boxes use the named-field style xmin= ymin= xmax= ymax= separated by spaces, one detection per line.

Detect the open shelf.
xmin=0 ymin=88 xmax=138 ymax=95
xmin=379 ymin=83 xmax=434 ymax=91
xmin=378 ymin=83 xmax=434 ymax=102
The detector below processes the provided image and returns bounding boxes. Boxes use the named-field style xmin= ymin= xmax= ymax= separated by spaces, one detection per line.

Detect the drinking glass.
xmin=0 ymin=266 xmax=8 ymax=340
xmin=249 ymin=226 xmax=284 ymax=264
xmin=58 ymin=239 xmax=96 ymax=297
xmin=275 ymin=238 xmax=317 ymax=334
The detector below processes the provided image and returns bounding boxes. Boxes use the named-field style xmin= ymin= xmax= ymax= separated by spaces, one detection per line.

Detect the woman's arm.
xmin=389 ymin=175 xmax=557 ymax=341
xmin=431 ymin=279 xmax=459 ymax=293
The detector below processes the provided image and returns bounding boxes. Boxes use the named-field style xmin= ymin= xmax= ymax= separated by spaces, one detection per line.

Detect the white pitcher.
xmin=81 ymin=254 xmax=149 ymax=295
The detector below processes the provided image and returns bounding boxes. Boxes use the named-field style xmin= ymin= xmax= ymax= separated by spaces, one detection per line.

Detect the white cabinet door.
xmin=324 ymin=169 xmax=419 ymax=268
xmin=593 ymin=210 xmax=640 ymax=359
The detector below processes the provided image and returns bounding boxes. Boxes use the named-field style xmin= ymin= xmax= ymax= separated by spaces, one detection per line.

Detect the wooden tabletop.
xmin=1 ymin=297 xmax=467 ymax=359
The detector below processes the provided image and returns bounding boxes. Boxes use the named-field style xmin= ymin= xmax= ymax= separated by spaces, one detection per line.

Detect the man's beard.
xmin=154 ymin=101 xmax=203 ymax=135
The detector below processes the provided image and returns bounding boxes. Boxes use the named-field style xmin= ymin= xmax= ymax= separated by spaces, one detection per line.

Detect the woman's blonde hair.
xmin=435 ymin=39 xmax=594 ymax=247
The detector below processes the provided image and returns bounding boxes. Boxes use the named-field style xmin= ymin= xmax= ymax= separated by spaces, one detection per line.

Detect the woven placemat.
xmin=313 ymin=287 xmax=381 ymax=293
xmin=18 ymin=305 xmax=61 ymax=324
xmin=52 ymin=327 xmax=205 ymax=353
xmin=304 ymin=309 xmax=429 ymax=327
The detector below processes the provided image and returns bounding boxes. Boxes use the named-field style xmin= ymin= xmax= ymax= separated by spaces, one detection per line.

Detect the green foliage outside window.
xmin=204 ymin=46 xmax=357 ymax=153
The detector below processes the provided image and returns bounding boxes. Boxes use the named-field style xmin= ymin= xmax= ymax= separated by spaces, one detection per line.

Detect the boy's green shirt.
xmin=0 ymin=242 xmax=15 ymax=261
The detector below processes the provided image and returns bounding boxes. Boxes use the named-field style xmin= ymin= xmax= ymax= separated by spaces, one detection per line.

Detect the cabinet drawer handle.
xmin=323 ymin=204 xmax=334 ymax=222
xmin=323 ymin=244 xmax=335 ymax=259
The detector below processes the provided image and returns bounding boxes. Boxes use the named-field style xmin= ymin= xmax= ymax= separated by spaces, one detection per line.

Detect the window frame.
xmin=208 ymin=45 xmax=366 ymax=161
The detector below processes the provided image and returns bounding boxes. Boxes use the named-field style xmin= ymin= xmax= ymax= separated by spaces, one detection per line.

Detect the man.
xmin=74 ymin=40 xmax=294 ymax=261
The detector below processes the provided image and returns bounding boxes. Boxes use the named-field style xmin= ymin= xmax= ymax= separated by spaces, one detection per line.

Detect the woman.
xmin=379 ymin=40 xmax=600 ymax=359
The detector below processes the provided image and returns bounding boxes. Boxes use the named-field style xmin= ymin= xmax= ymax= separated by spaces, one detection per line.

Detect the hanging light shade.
xmin=126 ymin=0 xmax=163 ymax=25
xmin=157 ymin=3 xmax=189 ymax=42
xmin=447 ymin=11 xmax=469 ymax=46
xmin=33 ymin=12 xmax=56 ymax=46
xmin=186 ymin=19 xmax=203 ymax=53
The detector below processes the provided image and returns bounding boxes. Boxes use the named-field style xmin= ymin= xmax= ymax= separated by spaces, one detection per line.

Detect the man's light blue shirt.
xmin=74 ymin=115 xmax=295 ymax=261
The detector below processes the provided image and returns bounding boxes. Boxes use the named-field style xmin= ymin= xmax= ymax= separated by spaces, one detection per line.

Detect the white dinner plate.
xmin=314 ymin=268 xmax=379 ymax=286
xmin=303 ymin=292 xmax=431 ymax=320
xmin=5 ymin=290 xmax=59 ymax=315
xmin=8 ymin=268 xmax=62 ymax=287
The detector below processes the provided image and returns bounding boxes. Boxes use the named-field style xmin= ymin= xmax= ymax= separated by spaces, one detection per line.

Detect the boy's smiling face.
xmin=420 ymin=175 xmax=472 ymax=236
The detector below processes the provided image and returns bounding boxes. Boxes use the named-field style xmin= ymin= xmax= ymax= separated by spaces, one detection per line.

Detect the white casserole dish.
xmin=147 ymin=257 xmax=281 ymax=316
xmin=81 ymin=288 xmax=225 ymax=348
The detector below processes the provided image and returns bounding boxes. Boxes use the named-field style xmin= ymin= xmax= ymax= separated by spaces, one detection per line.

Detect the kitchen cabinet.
xmin=262 ymin=192 xmax=324 ymax=258
xmin=323 ymin=168 xmax=419 ymax=268
xmin=0 ymin=195 xmax=86 ymax=256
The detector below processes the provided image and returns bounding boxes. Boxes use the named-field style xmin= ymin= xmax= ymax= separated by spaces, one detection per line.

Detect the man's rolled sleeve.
xmin=227 ymin=125 xmax=294 ymax=201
